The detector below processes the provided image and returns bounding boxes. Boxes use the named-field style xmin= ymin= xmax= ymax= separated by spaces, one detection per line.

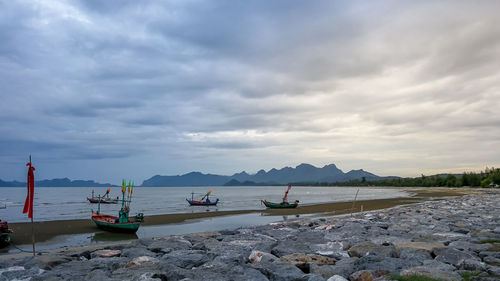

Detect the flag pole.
xmin=29 ymin=155 xmax=35 ymax=256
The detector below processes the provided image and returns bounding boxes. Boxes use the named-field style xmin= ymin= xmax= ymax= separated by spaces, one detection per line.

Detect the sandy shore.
xmin=5 ymin=187 xmax=480 ymax=247
xmin=1 ymin=188 xmax=498 ymax=280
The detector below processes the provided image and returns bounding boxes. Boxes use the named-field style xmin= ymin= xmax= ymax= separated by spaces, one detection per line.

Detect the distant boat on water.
xmin=261 ymin=185 xmax=299 ymax=209
xmin=87 ymin=188 xmax=119 ymax=204
xmin=186 ymin=190 xmax=219 ymax=206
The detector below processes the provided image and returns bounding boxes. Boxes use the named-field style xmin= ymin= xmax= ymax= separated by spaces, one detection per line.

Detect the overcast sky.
xmin=1 ymin=0 xmax=499 ymax=184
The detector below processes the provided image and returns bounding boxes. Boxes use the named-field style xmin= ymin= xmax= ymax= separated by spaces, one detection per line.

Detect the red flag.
xmin=23 ymin=161 xmax=35 ymax=219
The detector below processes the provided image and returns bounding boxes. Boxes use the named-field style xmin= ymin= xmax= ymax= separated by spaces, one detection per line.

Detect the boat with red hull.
xmin=91 ymin=212 xmax=143 ymax=233
xmin=0 ymin=220 xmax=13 ymax=248
xmin=87 ymin=188 xmax=118 ymax=204
xmin=91 ymin=180 xmax=144 ymax=233
xmin=186 ymin=190 xmax=219 ymax=206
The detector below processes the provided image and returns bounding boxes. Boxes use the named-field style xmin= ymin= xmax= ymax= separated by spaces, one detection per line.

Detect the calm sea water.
xmin=0 ymin=186 xmax=409 ymax=223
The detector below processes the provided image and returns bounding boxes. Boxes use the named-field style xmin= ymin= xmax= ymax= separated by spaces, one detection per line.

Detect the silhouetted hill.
xmin=0 ymin=178 xmax=114 ymax=187
xmin=141 ymin=163 xmax=396 ymax=186
xmin=141 ymin=172 xmax=229 ymax=187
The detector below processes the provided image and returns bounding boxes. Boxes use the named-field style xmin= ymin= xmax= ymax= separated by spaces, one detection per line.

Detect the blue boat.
xmin=186 ymin=190 xmax=219 ymax=206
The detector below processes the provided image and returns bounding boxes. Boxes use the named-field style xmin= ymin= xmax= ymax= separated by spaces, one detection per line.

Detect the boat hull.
xmin=91 ymin=213 xmax=141 ymax=233
xmin=0 ymin=221 xmax=12 ymax=248
xmin=261 ymin=200 xmax=299 ymax=209
xmin=186 ymin=199 xmax=219 ymax=206
xmin=87 ymin=197 xmax=118 ymax=204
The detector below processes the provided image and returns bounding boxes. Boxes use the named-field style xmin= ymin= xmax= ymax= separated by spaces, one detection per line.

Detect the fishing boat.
xmin=261 ymin=185 xmax=299 ymax=209
xmin=87 ymin=188 xmax=118 ymax=204
xmin=0 ymin=220 xmax=13 ymax=248
xmin=91 ymin=180 xmax=144 ymax=233
xmin=261 ymin=199 xmax=299 ymax=208
xmin=186 ymin=190 xmax=219 ymax=206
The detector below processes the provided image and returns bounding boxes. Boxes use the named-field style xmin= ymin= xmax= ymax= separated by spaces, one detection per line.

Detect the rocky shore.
xmin=1 ymin=191 xmax=499 ymax=281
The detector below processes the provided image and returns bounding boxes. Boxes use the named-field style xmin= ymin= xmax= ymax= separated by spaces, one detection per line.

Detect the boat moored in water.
xmin=87 ymin=188 xmax=118 ymax=204
xmin=91 ymin=212 xmax=143 ymax=233
xmin=186 ymin=190 xmax=219 ymax=206
xmin=0 ymin=220 xmax=13 ymax=248
xmin=261 ymin=199 xmax=299 ymax=209
xmin=91 ymin=180 xmax=144 ymax=233
xmin=261 ymin=185 xmax=299 ymax=209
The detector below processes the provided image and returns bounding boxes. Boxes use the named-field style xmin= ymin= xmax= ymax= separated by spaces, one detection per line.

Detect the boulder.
xmin=433 ymin=247 xmax=479 ymax=267
xmin=327 ymin=276 xmax=348 ymax=281
xmin=347 ymin=242 xmax=397 ymax=258
xmin=161 ymin=250 xmax=209 ymax=269
xmin=280 ymin=253 xmax=337 ymax=267
xmin=91 ymin=249 xmax=121 ymax=259
xmin=349 ymin=270 xmax=373 ymax=281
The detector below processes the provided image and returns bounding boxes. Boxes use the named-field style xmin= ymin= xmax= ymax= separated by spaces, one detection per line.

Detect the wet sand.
xmin=6 ymin=187 xmax=482 ymax=247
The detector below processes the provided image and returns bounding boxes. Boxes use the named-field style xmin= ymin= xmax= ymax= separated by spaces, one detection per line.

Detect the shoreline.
xmin=3 ymin=187 xmax=484 ymax=254
xmin=0 ymin=189 xmax=499 ymax=281
xmin=0 ymin=188 xmax=498 ymax=280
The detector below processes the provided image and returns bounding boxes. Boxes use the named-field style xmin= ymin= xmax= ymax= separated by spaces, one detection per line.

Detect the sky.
xmin=1 ymin=0 xmax=499 ymax=184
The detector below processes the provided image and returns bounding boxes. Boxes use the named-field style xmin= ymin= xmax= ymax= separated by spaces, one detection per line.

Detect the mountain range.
xmin=141 ymin=163 xmax=395 ymax=186
xmin=0 ymin=163 xmax=395 ymax=187
xmin=0 ymin=178 xmax=114 ymax=187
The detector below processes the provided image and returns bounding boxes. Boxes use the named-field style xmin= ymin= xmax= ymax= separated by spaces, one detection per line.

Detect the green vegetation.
xmin=294 ymin=167 xmax=500 ymax=188
xmin=478 ymin=238 xmax=500 ymax=244
xmin=459 ymin=271 xmax=481 ymax=281
xmin=390 ymin=274 xmax=442 ymax=281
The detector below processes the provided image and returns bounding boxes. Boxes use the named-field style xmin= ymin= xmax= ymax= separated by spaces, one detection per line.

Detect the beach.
xmin=1 ymin=187 xmax=499 ymax=281
xmin=6 ymin=187 xmax=473 ymax=247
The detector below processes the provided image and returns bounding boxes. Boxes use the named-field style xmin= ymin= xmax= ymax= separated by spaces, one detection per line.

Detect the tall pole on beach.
xmin=23 ymin=155 xmax=36 ymax=256
xmin=351 ymin=188 xmax=359 ymax=217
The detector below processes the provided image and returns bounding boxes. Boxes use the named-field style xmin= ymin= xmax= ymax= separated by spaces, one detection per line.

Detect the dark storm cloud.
xmin=0 ymin=0 xmax=499 ymax=182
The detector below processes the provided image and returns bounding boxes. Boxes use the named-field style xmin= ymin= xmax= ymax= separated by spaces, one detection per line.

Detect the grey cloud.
xmin=1 ymin=1 xmax=499 ymax=182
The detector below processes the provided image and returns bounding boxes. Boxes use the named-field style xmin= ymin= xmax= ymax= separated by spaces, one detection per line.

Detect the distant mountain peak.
xmin=140 ymin=162 xmax=387 ymax=186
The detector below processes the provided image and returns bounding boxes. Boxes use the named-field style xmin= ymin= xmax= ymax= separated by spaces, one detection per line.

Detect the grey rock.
xmin=121 ymin=246 xmax=157 ymax=258
xmin=161 ymin=250 xmax=209 ymax=269
xmin=24 ymin=255 xmax=73 ymax=270
xmin=434 ymin=247 xmax=479 ymax=267
xmin=310 ymin=257 xmax=359 ymax=279
xmin=461 ymin=259 xmax=488 ymax=271
xmin=85 ymin=269 xmax=110 ymax=281
xmin=251 ymin=260 xmax=306 ymax=281
xmin=486 ymin=264 xmax=500 ymax=276
xmin=147 ymin=237 xmax=192 ymax=253
xmin=356 ymin=256 xmax=406 ymax=275
xmin=349 ymin=270 xmax=374 ymax=281
xmin=483 ymin=256 xmax=500 ymax=266
xmin=327 ymin=276 xmax=349 ymax=281
xmin=347 ymin=242 xmax=397 ymax=258
xmin=448 ymin=241 xmax=491 ymax=253
xmin=398 ymin=248 xmax=432 ymax=265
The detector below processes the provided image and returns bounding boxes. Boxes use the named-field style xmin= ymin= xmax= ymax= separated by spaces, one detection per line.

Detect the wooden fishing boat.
xmin=186 ymin=198 xmax=220 ymax=206
xmin=91 ymin=180 xmax=144 ymax=233
xmin=87 ymin=189 xmax=118 ymax=204
xmin=0 ymin=220 xmax=13 ymax=248
xmin=261 ymin=199 xmax=299 ymax=209
xmin=87 ymin=197 xmax=118 ymax=204
xmin=91 ymin=212 xmax=143 ymax=233
xmin=261 ymin=185 xmax=299 ymax=209
xmin=187 ymin=190 xmax=219 ymax=206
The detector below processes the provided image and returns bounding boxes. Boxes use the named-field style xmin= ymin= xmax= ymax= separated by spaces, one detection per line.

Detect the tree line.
xmin=293 ymin=167 xmax=500 ymax=188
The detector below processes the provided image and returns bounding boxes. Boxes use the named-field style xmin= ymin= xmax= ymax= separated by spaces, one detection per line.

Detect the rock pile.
xmin=1 ymin=192 xmax=499 ymax=281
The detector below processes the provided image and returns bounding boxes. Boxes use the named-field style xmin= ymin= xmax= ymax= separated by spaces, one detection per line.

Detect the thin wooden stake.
xmin=29 ymin=155 xmax=36 ymax=256
xmin=31 ymin=217 xmax=35 ymax=256
xmin=351 ymin=188 xmax=359 ymax=217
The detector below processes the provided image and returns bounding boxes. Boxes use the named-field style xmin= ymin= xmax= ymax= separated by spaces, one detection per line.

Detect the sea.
xmin=0 ymin=186 xmax=410 ymax=252
xmin=0 ymin=185 xmax=409 ymax=223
